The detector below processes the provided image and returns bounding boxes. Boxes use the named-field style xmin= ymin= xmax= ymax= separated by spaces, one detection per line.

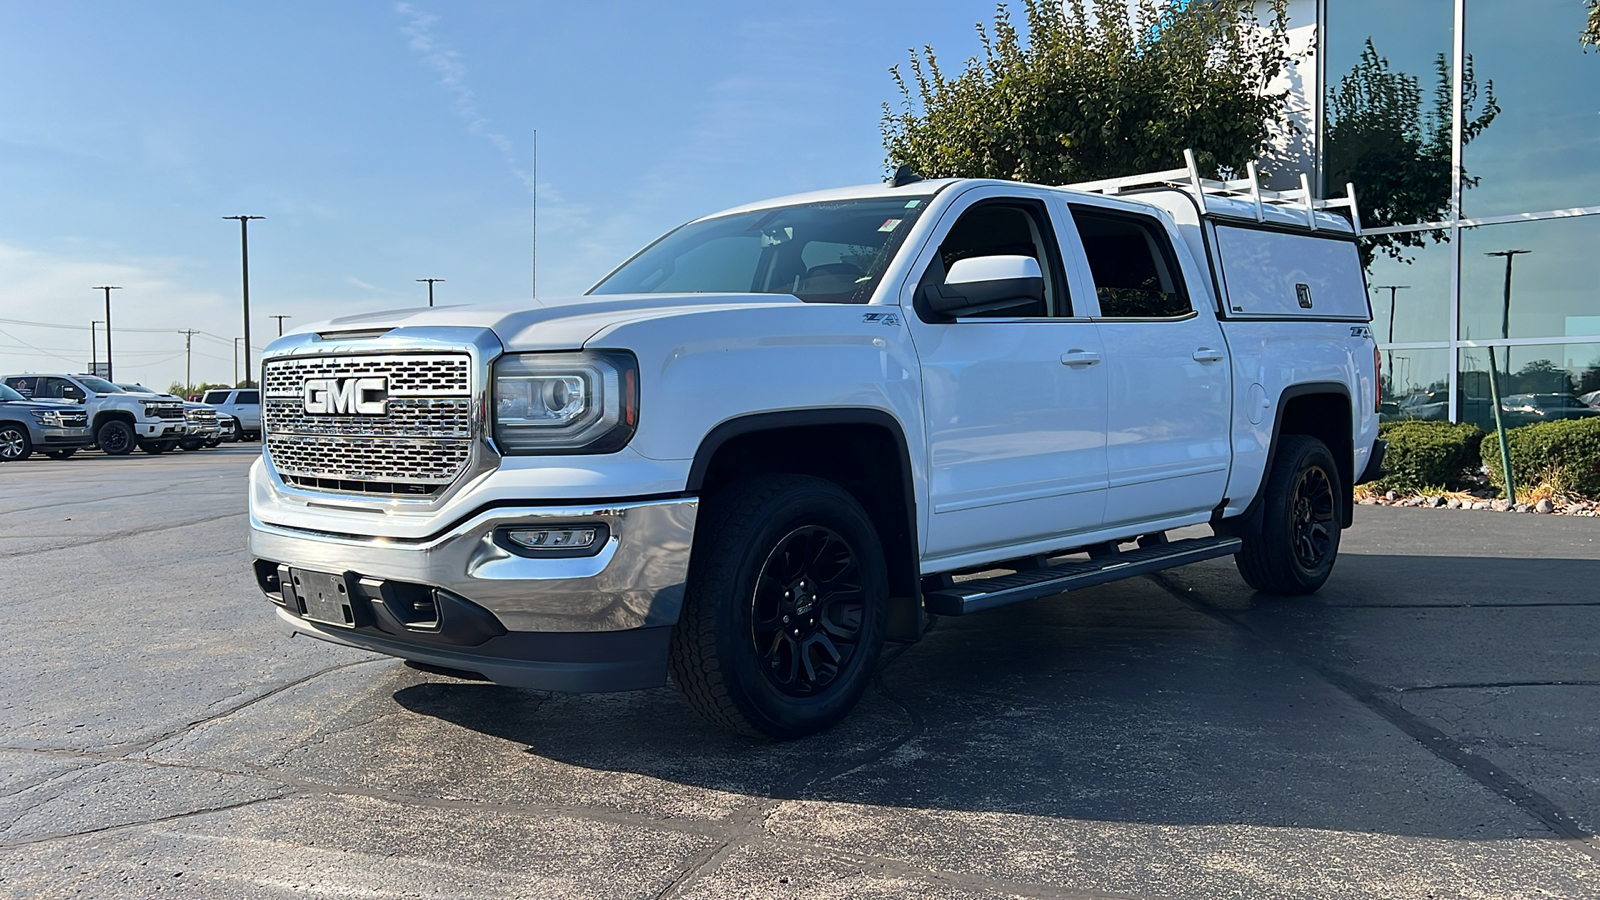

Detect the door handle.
xmin=1061 ymin=350 xmax=1102 ymax=367
xmin=1192 ymin=347 xmax=1226 ymax=363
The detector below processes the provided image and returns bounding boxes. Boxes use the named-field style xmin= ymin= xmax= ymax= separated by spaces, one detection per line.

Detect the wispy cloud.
xmin=396 ymin=3 xmax=530 ymax=187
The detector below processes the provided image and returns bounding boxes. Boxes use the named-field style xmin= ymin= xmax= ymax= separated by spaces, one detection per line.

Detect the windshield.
xmin=0 ymin=385 xmax=23 ymax=402
xmin=589 ymin=197 xmax=931 ymax=304
xmin=78 ymin=376 xmax=122 ymax=394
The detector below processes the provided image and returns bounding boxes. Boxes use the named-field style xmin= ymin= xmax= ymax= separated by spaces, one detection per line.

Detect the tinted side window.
xmin=920 ymin=200 xmax=1069 ymax=318
xmin=203 ymin=391 xmax=229 ymax=405
xmin=1071 ymin=208 xmax=1191 ymax=319
xmin=236 ymin=391 xmax=259 ymax=404
xmin=5 ymin=377 xmax=34 ymax=397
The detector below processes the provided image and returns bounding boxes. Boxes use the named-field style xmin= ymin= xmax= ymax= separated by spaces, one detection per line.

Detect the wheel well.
xmin=92 ymin=411 xmax=135 ymax=432
xmin=1277 ymin=389 xmax=1354 ymax=527
xmin=692 ymin=413 xmax=924 ymax=642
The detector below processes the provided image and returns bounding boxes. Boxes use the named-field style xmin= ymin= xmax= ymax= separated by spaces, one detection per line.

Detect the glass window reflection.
xmin=1464 ymin=0 xmax=1600 ymax=216
xmin=1381 ymin=348 xmax=1454 ymax=423
xmin=1461 ymin=217 xmax=1600 ymax=341
xmin=1365 ymin=230 xmax=1453 ymax=344
xmin=1456 ymin=344 xmax=1600 ymax=431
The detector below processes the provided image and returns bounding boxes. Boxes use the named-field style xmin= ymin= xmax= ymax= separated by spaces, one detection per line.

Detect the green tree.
xmin=1325 ymin=40 xmax=1498 ymax=267
xmin=882 ymin=0 xmax=1296 ymax=185
xmin=1585 ymin=0 xmax=1599 ymax=49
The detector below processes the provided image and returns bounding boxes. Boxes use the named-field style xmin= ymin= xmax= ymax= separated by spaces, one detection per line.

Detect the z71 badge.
xmin=1350 ymin=325 xmax=1372 ymax=339
xmin=861 ymin=312 xmax=900 ymax=326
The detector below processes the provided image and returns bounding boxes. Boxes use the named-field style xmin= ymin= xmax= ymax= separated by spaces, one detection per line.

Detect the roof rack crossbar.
xmin=1065 ymin=148 xmax=1363 ymax=233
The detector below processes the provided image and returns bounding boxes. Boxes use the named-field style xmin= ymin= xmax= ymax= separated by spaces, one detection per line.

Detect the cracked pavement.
xmin=2 ymin=448 xmax=1599 ymax=898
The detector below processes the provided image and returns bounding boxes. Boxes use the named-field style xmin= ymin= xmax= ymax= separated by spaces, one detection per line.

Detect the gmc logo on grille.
xmin=303 ymin=377 xmax=389 ymax=416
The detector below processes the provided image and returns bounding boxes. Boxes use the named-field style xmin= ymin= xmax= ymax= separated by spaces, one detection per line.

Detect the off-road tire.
xmin=0 ymin=423 xmax=31 ymax=462
xmin=96 ymin=420 xmax=135 ymax=456
xmin=45 ymin=449 xmax=77 ymax=460
xmin=1235 ymin=434 xmax=1342 ymax=595
xmin=669 ymin=475 xmax=888 ymax=739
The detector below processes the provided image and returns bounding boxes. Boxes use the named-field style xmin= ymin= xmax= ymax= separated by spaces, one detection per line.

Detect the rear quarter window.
xmin=203 ymin=391 xmax=231 ymax=405
xmin=236 ymin=391 xmax=259 ymax=404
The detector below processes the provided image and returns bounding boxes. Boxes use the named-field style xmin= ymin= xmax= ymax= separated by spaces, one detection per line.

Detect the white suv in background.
xmin=202 ymin=389 xmax=262 ymax=441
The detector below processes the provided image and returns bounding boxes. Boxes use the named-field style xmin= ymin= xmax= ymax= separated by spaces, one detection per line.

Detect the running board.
xmin=923 ymin=536 xmax=1242 ymax=616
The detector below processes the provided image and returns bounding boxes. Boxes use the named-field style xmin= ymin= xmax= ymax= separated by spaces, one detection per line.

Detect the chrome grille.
xmin=147 ymin=404 xmax=185 ymax=419
xmin=185 ymin=408 xmax=217 ymax=425
xmin=263 ymin=352 xmax=474 ymax=494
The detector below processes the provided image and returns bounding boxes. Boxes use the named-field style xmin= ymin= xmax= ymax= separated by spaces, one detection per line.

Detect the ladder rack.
xmin=1067 ymin=149 xmax=1362 ymax=235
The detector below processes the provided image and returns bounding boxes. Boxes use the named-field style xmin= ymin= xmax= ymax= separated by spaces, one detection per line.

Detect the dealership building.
xmin=1271 ymin=0 xmax=1599 ymax=427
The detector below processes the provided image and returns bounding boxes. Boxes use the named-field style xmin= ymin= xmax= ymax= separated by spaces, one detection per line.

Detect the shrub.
xmin=1373 ymin=420 xmax=1485 ymax=493
xmin=1481 ymin=417 xmax=1600 ymax=500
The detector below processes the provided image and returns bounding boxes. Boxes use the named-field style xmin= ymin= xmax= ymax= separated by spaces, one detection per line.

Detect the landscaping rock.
xmin=1446 ymin=498 xmax=1463 ymax=509
xmin=1491 ymin=499 xmax=1513 ymax=512
xmin=1385 ymin=490 xmax=1398 ymax=501
xmin=1536 ymin=499 xmax=1555 ymax=514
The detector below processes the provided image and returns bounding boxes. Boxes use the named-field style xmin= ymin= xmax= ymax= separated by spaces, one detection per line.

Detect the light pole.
xmin=92 ymin=287 xmax=121 ymax=380
xmin=416 ymin=278 xmax=444 ymax=307
xmin=1371 ymin=284 xmax=1409 ymax=399
xmin=1483 ymin=249 xmax=1531 ymax=502
xmin=270 ymin=314 xmax=291 ymax=336
xmin=234 ymin=337 xmax=243 ymax=386
xmin=91 ymin=320 xmax=104 ymax=374
xmin=223 ymin=215 xmax=264 ymax=386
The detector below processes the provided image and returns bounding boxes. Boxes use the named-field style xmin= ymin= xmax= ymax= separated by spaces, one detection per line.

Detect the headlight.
xmin=492 ymin=350 xmax=638 ymax=454
xmin=28 ymin=409 xmax=63 ymax=426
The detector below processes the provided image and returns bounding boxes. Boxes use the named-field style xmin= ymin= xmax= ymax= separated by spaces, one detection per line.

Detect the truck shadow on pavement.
xmin=388 ymin=552 xmax=1600 ymax=842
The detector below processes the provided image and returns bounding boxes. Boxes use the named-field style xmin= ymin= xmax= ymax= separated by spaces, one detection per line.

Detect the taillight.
xmin=1374 ymin=344 xmax=1383 ymax=413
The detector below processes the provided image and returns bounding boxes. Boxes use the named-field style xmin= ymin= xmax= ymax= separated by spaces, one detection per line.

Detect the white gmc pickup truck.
xmin=249 ymin=164 xmax=1385 ymax=738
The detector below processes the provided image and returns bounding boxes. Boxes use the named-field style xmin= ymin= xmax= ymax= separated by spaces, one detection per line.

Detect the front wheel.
xmin=96 ymin=420 xmax=135 ymax=456
xmin=670 ymin=475 xmax=887 ymax=739
xmin=1234 ymin=434 xmax=1342 ymax=595
xmin=0 ymin=423 xmax=31 ymax=462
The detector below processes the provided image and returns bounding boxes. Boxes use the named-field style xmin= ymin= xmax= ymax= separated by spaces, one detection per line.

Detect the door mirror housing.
xmin=924 ymin=254 xmax=1045 ymax=317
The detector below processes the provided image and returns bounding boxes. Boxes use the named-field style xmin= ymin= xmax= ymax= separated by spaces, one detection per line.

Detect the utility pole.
xmin=416 ymin=278 xmax=445 ymax=307
xmin=1483 ymin=249 xmax=1531 ymax=503
xmin=269 ymin=314 xmax=291 ymax=336
xmin=92 ymin=286 xmax=122 ymax=380
xmin=178 ymin=329 xmax=198 ymax=394
xmin=91 ymin=320 xmax=104 ymax=374
xmin=531 ymin=128 xmax=537 ymax=298
xmin=223 ymin=215 xmax=264 ymax=386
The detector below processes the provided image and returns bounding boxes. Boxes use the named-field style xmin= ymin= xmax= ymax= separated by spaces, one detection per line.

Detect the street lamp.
xmin=1370 ymin=284 xmax=1409 ymax=402
xmin=223 ymin=215 xmax=264 ymax=386
xmin=233 ymin=337 xmax=243 ymax=386
xmin=92 ymin=287 xmax=121 ymax=380
xmin=1482 ymin=249 xmax=1531 ymax=502
xmin=270 ymin=314 xmax=291 ymax=336
xmin=416 ymin=278 xmax=445 ymax=307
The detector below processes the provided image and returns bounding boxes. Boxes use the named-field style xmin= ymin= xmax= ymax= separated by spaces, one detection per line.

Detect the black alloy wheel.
xmin=97 ymin=420 xmax=135 ymax=456
xmin=670 ymin=475 xmax=888 ymax=739
xmin=749 ymin=526 xmax=867 ymax=697
xmin=0 ymin=424 xmax=30 ymax=462
xmin=1233 ymin=433 xmax=1342 ymax=595
xmin=1289 ymin=464 xmax=1337 ymax=571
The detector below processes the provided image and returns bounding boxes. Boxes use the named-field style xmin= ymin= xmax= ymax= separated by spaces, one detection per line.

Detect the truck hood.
xmin=303 ymin=293 xmax=807 ymax=352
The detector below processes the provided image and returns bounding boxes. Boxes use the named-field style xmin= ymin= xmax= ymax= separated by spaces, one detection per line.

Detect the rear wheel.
xmin=0 ymin=423 xmax=31 ymax=462
xmin=45 ymin=449 xmax=78 ymax=460
xmin=1235 ymin=434 xmax=1342 ymax=595
xmin=669 ymin=475 xmax=887 ymax=739
xmin=96 ymin=420 xmax=135 ymax=456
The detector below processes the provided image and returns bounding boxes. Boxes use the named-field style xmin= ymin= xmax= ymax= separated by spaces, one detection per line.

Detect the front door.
xmin=903 ymin=190 xmax=1109 ymax=564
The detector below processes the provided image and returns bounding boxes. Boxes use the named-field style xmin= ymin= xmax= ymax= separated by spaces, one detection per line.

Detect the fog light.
xmin=496 ymin=523 xmax=610 ymax=558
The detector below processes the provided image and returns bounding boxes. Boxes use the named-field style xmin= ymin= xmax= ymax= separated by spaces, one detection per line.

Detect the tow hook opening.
xmin=377 ymin=580 xmax=441 ymax=632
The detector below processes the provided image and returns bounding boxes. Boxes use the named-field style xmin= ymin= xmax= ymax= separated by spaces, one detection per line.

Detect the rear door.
xmin=1063 ymin=202 xmax=1232 ymax=527
xmin=902 ymin=187 xmax=1109 ymax=563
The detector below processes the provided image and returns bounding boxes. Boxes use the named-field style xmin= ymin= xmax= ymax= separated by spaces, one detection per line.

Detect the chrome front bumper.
xmin=250 ymin=497 xmax=698 ymax=633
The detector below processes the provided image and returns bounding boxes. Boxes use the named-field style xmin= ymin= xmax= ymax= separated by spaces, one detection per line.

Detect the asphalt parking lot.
xmin=2 ymin=448 xmax=1598 ymax=899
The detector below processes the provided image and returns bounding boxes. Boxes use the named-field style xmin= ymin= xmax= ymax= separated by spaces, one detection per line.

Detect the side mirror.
xmin=924 ymin=255 xmax=1045 ymax=317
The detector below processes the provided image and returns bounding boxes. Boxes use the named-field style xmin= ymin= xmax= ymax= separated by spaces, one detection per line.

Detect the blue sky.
xmin=0 ymin=1 xmax=986 ymax=388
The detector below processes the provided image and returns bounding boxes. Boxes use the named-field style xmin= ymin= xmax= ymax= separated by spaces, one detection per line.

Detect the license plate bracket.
xmin=289 ymin=568 xmax=357 ymax=628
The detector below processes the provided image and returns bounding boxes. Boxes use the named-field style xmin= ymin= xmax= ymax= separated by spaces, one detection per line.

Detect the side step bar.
xmin=923 ymin=536 xmax=1242 ymax=616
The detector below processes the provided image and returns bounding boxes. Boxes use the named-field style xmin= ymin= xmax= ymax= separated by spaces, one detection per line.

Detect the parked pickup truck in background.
xmin=2 ymin=373 xmax=188 ymax=455
xmin=0 ymin=382 xmax=91 ymax=461
xmin=116 ymin=383 xmax=225 ymax=450
xmin=249 ymin=159 xmax=1384 ymax=738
